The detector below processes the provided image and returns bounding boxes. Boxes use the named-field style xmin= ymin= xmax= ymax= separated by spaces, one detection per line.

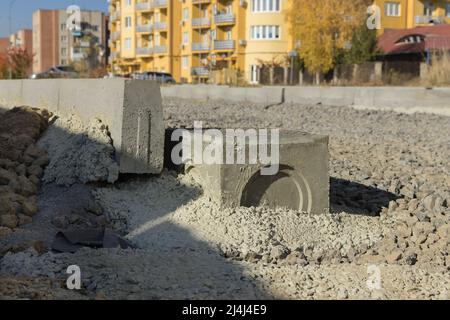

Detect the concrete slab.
xmin=245 ymin=87 xmax=284 ymax=105
xmin=183 ymin=130 xmax=329 ymax=214
xmin=0 ymin=80 xmax=23 ymax=107
xmin=284 ymin=87 xmax=323 ymax=105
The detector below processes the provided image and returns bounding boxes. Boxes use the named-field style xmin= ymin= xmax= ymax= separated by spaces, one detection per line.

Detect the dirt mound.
xmin=0 ymin=107 xmax=51 ymax=231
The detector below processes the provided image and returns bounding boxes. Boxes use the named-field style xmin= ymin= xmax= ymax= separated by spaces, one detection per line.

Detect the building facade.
xmin=0 ymin=38 xmax=9 ymax=56
xmin=109 ymin=0 xmax=294 ymax=83
xmin=32 ymin=9 xmax=108 ymax=74
xmin=375 ymin=0 xmax=450 ymax=32
xmin=108 ymin=0 xmax=450 ymax=83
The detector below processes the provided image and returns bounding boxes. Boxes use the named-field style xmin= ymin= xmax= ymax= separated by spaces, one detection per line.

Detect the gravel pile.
xmin=38 ymin=114 xmax=119 ymax=186
xmin=0 ymin=107 xmax=50 ymax=233
xmin=93 ymin=173 xmax=391 ymax=266
xmin=358 ymin=195 xmax=450 ymax=268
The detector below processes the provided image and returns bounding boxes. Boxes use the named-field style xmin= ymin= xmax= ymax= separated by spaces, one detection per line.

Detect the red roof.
xmin=378 ymin=25 xmax=450 ymax=55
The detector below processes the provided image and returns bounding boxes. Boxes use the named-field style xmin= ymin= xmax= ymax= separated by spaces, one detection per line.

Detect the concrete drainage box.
xmin=0 ymin=79 xmax=164 ymax=174
xmin=183 ymin=130 xmax=329 ymax=214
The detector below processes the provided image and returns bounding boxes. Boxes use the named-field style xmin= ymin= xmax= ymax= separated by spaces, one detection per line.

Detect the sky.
xmin=0 ymin=0 xmax=109 ymax=37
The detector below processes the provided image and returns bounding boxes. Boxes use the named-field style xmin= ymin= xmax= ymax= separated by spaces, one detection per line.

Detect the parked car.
xmin=31 ymin=65 xmax=78 ymax=79
xmin=132 ymin=71 xmax=176 ymax=84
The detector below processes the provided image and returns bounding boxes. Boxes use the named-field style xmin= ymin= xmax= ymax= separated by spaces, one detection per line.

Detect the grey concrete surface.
xmin=183 ymin=130 xmax=329 ymax=214
xmin=162 ymin=84 xmax=284 ymax=105
xmin=161 ymin=85 xmax=450 ymax=116
xmin=0 ymin=79 xmax=164 ymax=174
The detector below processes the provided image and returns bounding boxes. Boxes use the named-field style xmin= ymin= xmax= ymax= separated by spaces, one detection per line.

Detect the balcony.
xmin=111 ymin=10 xmax=121 ymax=22
xmin=154 ymin=45 xmax=167 ymax=54
xmin=415 ymin=15 xmax=445 ymax=25
xmin=192 ymin=67 xmax=210 ymax=76
xmin=192 ymin=42 xmax=210 ymax=51
xmin=153 ymin=0 xmax=167 ymax=8
xmin=137 ymin=47 xmax=153 ymax=56
xmin=214 ymin=40 xmax=235 ymax=50
xmin=193 ymin=0 xmax=211 ymax=3
xmin=154 ymin=21 xmax=167 ymax=30
xmin=137 ymin=24 xmax=153 ymax=33
xmin=192 ymin=17 xmax=211 ymax=27
xmin=136 ymin=1 xmax=152 ymax=11
xmin=111 ymin=31 xmax=121 ymax=41
xmin=214 ymin=13 xmax=235 ymax=24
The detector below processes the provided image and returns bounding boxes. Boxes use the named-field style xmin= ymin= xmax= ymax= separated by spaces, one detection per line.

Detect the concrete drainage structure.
xmin=0 ymin=79 xmax=164 ymax=174
xmin=184 ymin=130 xmax=329 ymax=214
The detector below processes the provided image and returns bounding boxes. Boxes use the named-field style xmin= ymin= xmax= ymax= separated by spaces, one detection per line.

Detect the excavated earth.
xmin=0 ymin=98 xmax=449 ymax=300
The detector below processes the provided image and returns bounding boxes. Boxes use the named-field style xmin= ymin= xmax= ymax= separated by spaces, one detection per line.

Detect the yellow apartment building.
xmin=375 ymin=0 xmax=450 ymax=32
xmin=109 ymin=0 xmax=181 ymax=79
xmin=108 ymin=0 xmax=450 ymax=83
xmin=108 ymin=0 xmax=295 ymax=84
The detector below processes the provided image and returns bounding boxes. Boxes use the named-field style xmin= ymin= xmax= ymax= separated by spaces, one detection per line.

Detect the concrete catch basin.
xmin=178 ymin=129 xmax=329 ymax=214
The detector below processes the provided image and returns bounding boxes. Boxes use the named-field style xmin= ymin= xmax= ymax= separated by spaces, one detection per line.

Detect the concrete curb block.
xmin=0 ymin=79 xmax=164 ymax=174
xmin=161 ymin=85 xmax=450 ymax=116
xmin=162 ymin=85 xmax=285 ymax=105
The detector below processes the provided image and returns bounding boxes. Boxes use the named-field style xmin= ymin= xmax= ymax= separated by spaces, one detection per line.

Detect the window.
xmin=226 ymin=29 xmax=232 ymax=40
xmin=61 ymin=36 xmax=67 ymax=43
xmin=61 ymin=48 xmax=67 ymax=56
xmin=446 ymin=3 xmax=450 ymax=17
xmin=252 ymin=0 xmax=281 ymax=13
xmin=250 ymin=65 xmax=259 ymax=84
xmin=250 ymin=25 xmax=280 ymax=40
xmin=61 ymin=59 xmax=67 ymax=65
xmin=423 ymin=1 xmax=434 ymax=16
xmin=61 ymin=23 xmax=67 ymax=31
xmin=182 ymin=32 xmax=189 ymax=44
xmin=124 ymin=37 xmax=132 ymax=49
xmin=149 ymin=34 xmax=154 ymax=46
xmin=155 ymin=34 xmax=160 ymax=46
xmin=125 ymin=17 xmax=132 ymax=28
xmin=126 ymin=0 xmax=132 ymax=6
xmin=385 ymin=2 xmax=400 ymax=17
xmin=182 ymin=56 xmax=189 ymax=69
xmin=183 ymin=8 xmax=189 ymax=21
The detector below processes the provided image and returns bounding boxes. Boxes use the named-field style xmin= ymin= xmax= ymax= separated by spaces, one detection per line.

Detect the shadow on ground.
xmin=330 ymin=177 xmax=400 ymax=216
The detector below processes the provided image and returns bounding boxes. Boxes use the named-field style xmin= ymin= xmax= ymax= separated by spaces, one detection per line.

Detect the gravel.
xmin=38 ymin=114 xmax=119 ymax=186
xmin=93 ymin=173 xmax=391 ymax=265
xmin=1 ymin=98 xmax=449 ymax=299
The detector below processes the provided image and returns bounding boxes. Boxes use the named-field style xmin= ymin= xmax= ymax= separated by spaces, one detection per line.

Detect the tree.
xmin=338 ymin=23 xmax=379 ymax=65
xmin=0 ymin=48 xmax=33 ymax=79
xmin=287 ymin=0 xmax=372 ymax=77
xmin=0 ymin=53 xmax=8 ymax=79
